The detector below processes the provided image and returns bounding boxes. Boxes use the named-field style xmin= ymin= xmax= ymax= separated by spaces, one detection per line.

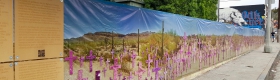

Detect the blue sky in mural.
xmin=64 ymin=0 xmax=200 ymax=39
xmin=64 ymin=0 xmax=263 ymax=39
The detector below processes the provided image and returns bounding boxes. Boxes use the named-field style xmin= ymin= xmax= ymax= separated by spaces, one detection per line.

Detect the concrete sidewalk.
xmin=193 ymin=42 xmax=280 ymax=80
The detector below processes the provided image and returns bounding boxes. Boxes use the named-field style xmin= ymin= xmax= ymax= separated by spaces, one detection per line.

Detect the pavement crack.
xmin=246 ymin=66 xmax=253 ymax=68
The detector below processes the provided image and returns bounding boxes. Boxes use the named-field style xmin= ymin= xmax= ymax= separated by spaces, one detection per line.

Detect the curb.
xmin=261 ymin=51 xmax=280 ymax=80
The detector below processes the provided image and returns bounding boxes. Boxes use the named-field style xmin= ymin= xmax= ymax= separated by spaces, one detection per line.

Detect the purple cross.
xmin=118 ymin=72 xmax=122 ymax=80
xmin=217 ymin=47 xmax=220 ymax=61
xmin=179 ymin=48 xmax=183 ymax=57
xmin=130 ymin=51 xmax=137 ymax=68
xmin=159 ymin=76 xmax=164 ymax=80
xmin=167 ymin=64 xmax=172 ymax=70
xmin=102 ymin=67 xmax=107 ymax=77
xmin=77 ymin=69 xmax=88 ymax=80
xmin=110 ymin=58 xmax=121 ymax=80
xmin=199 ymin=53 xmax=203 ymax=70
xmin=208 ymin=53 xmax=212 ymax=66
xmin=136 ymin=62 xmax=145 ymax=80
xmin=204 ymin=50 xmax=208 ymax=66
xmin=128 ymin=72 xmax=133 ymax=80
xmin=184 ymin=32 xmax=187 ymax=41
xmin=213 ymin=49 xmax=217 ymax=65
xmin=146 ymin=54 xmax=152 ymax=77
xmin=193 ymin=45 xmax=197 ymax=63
xmin=106 ymin=58 xmax=110 ymax=69
xmin=176 ymin=58 xmax=181 ymax=73
xmin=86 ymin=50 xmax=96 ymax=72
xmin=172 ymin=55 xmax=176 ymax=63
xmin=79 ymin=56 xmax=85 ymax=68
xmin=167 ymin=54 xmax=171 ymax=62
xmin=164 ymin=68 xmax=167 ymax=79
xmin=222 ymin=49 xmax=225 ymax=60
xmin=65 ymin=50 xmax=77 ymax=75
xmin=122 ymin=76 xmax=126 ymax=80
xmin=99 ymin=56 xmax=104 ymax=66
xmin=111 ymin=49 xmax=115 ymax=59
xmin=198 ymin=39 xmax=201 ymax=45
xmin=182 ymin=58 xmax=187 ymax=71
xmin=187 ymin=45 xmax=192 ymax=57
xmin=173 ymin=69 xmax=177 ymax=78
xmin=152 ymin=60 xmax=161 ymax=80
xmin=164 ymin=52 xmax=169 ymax=58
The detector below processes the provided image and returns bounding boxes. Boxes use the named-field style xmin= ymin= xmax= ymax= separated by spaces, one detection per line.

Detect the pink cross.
xmin=122 ymin=76 xmax=126 ymax=80
xmin=213 ymin=49 xmax=216 ymax=65
xmin=136 ymin=62 xmax=145 ymax=80
xmin=159 ymin=76 xmax=164 ymax=80
xmin=110 ymin=58 xmax=121 ymax=80
xmin=176 ymin=58 xmax=181 ymax=74
xmin=187 ymin=45 xmax=192 ymax=57
xmin=182 ymin=58 xmax=187 ymax=71
xmin=146 ymin=54 xmax=152 ymax=77
xmin=177 ymin=59 xmax=182 ymax=75
xmin=65 ymin=50 xmax=77 ymax=75
xmin=152 ymin=60 xmax=161 ymax=80
xmin=106 ymin=58 xmax=110 ymax=69
xmin=86 ymin=50 xmax=96 ymax=72
xmin=193 ymin=45 xmax=196 ymax=63
xmin=130 ymin=51 xmax=137 ymax=68
xmin=118 ymin=72 xmax=122 ymax=80
xmin=128 ymin=72 xmax=133 ymax=80
xmin=208 ymin=53 xmax=212 ymax=66
xmin=179 ymin=48 xmax=183 ymax=58
xmin=77 ymin=69 xmax=88 ymax=80
xmin=164 ymin=68 xmax=167 ymax=79
xmin=102 ymin=67 xmax=107 ymax=77
xmin=183 ymin=32 xmax=187 ymax=41
xmin=79 ymin=56 xmax=85 ymax=68
xmin=111 ymin=49 xmax=114 ymax=59
xmin=199 ymin=53 xmax=203 ymax=70
xmin=99 ymin=56 xmax=104 ymax=66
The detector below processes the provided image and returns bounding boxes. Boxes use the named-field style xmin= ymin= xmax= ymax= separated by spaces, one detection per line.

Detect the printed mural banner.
xmin=231 ymin=4 xmax=265 ymax=29
xmin=218 ymin=4 xmax=265 ymax=29
xmin=63 ymin=0 xmax=265 ymax=80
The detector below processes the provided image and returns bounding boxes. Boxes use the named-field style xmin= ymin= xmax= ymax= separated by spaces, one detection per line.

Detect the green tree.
xmin=143 ymin=0 xmax=218 ymax=20
xmin=272 ymin=8 xmax=278 ymax=20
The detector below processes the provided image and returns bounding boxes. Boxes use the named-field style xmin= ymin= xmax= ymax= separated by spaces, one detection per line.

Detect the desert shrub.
xmin=211 ymin=35 xmax=217 ymax=46
xmin=131 ymin=44 xmax=137 ymax=48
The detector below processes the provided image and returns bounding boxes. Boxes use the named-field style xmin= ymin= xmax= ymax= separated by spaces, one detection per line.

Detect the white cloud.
xmin=220 ymin=0 xmax=279 ymax=8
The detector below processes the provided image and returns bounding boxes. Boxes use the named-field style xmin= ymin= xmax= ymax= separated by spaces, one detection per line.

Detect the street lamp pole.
xmin=264 ymin=0 xmax=272 ymax=53
xmin=277 ymin=0 xmax=280 ymax=43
